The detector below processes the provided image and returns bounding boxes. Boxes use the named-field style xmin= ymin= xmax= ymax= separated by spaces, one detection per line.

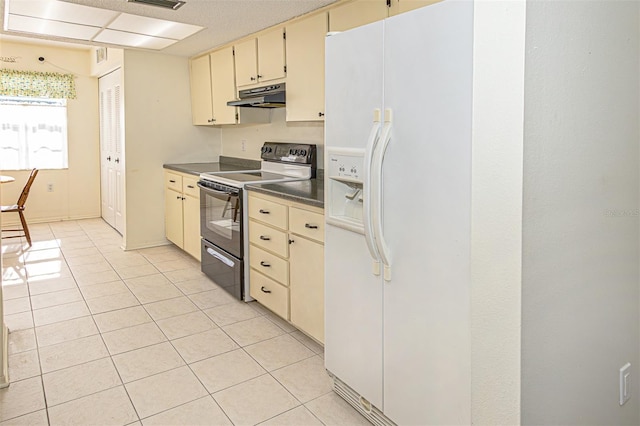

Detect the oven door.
xmin=201 ymin=239 xmax=243 ymax=300
xmin=198 ymin=181 xmax=242 ymax=258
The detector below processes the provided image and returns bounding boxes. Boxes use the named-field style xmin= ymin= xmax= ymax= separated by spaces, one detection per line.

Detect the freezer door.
xmin=381 ymin=1 xmax=473 ymax=424
xmin=324 ymin=21 xmax=385 ymax=410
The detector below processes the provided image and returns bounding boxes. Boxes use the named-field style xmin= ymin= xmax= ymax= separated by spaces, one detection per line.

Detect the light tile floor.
xmin=0 ymin=219 xmax=370 ymax=425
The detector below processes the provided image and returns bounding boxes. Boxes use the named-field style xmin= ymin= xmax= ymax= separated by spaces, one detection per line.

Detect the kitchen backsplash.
xmin=220 ymin=108 xmax=324 ymax=169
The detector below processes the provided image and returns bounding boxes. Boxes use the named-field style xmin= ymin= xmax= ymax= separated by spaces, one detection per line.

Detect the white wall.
xmin=220 ymin=108 xmax=324 ymax=167
xmin=470 ymin=1 xmax=525 ymax=424
xmin=122 ymin=50 xmax=221 ymax=250
xmin=0 ymin=40 xmax=101 ymax=223
xmin=521 ymin=2 xmax=639 ymax=425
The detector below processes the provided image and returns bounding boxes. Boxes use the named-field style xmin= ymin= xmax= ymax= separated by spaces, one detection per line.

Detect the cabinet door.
xmin=328 ymin=0 xmax=388 ymax=32
xmin=235 ymin=38 xmax=258 ymax=87
xmin=165 ymin=188 xmax=184 ymax=247
xmin=286 ymin=13 xmax=327 ymax=122
xmin=257 ymin=27 xmax=286 ymax=83
xmin=389 ymin=0 xmax=441 ymax=15
xmin=210 ymin=47 xmax=238 ymax=125
xmin=289 ymin=236 xmax=324 ymax=343
xmin=189 ymin=55 xmax=214 ymax=125
xmin=183 ymin=193 xmax=201 ymax=261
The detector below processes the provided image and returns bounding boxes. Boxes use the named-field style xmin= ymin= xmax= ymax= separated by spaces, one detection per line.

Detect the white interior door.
xmin=381 ymin=3 xmax=473 ymax=424
xmin=99 ymin=69 xmax=124 ymax=234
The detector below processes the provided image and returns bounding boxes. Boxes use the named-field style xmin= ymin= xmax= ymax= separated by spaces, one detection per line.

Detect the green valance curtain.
xmin=0 ymin=69 xmax=76 ymax=99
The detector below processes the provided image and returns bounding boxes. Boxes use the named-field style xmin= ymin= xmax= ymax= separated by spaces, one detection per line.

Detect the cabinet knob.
xmin=107 ymin=156 xmax=111 ymax=161
xmin=176 ymin=195 xmax=181 ymax=200
xmin=260 ymin=261 xmax=271 ymax=267
xmin=289 ymin=239 xmax=295 ymax=244
xmin=250 ymin=76 xmax=256 ymax=81
xmin=305 ymin=223 xmax=318 ymax=229
xmin=261 ymin=286 xmax=271 ymax=294
xmin=257 ymin=74 xmax=263 ymax=79
xmin=318 ymin=112 xmax=325 ymax=117
xmin=115 ymin=158 xmax=120 ymax=163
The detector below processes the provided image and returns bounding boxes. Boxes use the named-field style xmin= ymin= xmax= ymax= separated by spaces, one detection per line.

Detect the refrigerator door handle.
xmin=363 ymin=109 xmax=382 ymax=276
xmin=372 ymin=109 xmax=393 ymax=281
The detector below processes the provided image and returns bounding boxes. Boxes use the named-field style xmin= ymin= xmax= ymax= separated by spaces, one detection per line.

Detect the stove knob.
xmin=289 ymin=149 xmax=295 ymax=156
xmin=300 ymin=149 xmax=307 ymax=156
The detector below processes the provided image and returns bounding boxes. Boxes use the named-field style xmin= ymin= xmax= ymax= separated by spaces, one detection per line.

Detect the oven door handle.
xmin=197 ymin=182 xmax=238 ymax=196
xmin=205 ymin=246 xmax=235 ymax=267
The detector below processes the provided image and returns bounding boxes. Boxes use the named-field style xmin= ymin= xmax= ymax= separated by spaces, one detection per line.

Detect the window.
xmin=0 ymin=96 xmax=68 ymax=170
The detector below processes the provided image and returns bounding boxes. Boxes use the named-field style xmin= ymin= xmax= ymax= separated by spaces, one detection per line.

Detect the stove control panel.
xmin=261 ymin=142 xmax=316 ymax=166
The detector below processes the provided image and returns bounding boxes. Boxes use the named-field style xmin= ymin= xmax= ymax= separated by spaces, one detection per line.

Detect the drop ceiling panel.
xmin=8 ymin=0 xmax=118 ymax=27
xmin=93 ymin=28 xmax=175 ymax=49
xmin=107 ymin=13 xmax=201 ymax=39
xmin=7 ymin=14 xmax=101 ymax=40
xmin=1 ymin=0 xmax=339 ymax=56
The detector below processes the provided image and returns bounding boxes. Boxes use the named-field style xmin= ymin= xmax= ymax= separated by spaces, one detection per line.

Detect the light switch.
xmin=619 ymin=363 xmax=631 ymax=406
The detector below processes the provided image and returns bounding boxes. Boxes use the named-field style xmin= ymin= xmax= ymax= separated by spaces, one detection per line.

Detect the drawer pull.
xmin=169 ymin=179 xmax=176 ymax=183
xmin=187 ymin=185 xmax=195 ymax=189
xmin=305 ymin=223 xmax=318 ymax=229
xmin=259 ymin=235 xmax=271 ymax=241
xmin=261 ymin=286 xmax=271 ymax=293
xmin=260 ymin=261 xmax=271 ymax=267
xmin=259 ymin=209 xmax=270 ymax=214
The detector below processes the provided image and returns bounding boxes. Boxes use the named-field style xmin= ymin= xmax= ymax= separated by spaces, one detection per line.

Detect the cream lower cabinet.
xmin=248 ymin=191 xmax=324 ymax=343
xmin=164 ymin=170 xmax=201 ymax=261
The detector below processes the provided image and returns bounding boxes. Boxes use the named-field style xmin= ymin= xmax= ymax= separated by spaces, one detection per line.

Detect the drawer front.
xmin=248 ymin=195 xmax=288 ymax=230
xmin=290 ymin=207 xmax=325 ymax=243
xmin=183 ymin=176 xmax=199 ymax=198
xmin=249 ymin=270 xmax=289 ymax=320
xmin=250 ymin=245 xmax=288 ymax=285
xmin=249 ymin=220 xmax=288 ymax=258
xmin=165 ymin=172 xmax=183 ymax=192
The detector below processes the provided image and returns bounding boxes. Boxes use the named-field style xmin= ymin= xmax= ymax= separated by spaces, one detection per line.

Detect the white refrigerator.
xmin=324 ymin=1 xmax=473 ymax=425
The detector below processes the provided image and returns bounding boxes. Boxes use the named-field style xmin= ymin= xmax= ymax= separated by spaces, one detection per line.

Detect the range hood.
xmin=227 ymin=83 xmax=285 ymax=108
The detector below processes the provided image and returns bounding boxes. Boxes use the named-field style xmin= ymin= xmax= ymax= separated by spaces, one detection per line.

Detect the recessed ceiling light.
xmin=127 ymin=0 xmax=186 ymax=11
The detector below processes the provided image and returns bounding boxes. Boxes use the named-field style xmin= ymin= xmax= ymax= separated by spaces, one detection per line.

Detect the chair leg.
xmin=18 ymin=210 xmax=31 ymax=246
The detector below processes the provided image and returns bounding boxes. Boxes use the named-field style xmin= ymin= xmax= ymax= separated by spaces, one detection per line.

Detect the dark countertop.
xmin=164 ymin=157 xmax=261 ymax=176
xmin=246 ymin=178 xmax=324 ymax=209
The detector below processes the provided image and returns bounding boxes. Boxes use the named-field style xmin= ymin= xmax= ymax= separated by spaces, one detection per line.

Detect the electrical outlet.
xmin=241 ymin=139 xmax=246 ymax=152
xmin=620 ymin=363 xmax=631 ymax=406
xmin=47 ymin=183 xmax=54 ymax=192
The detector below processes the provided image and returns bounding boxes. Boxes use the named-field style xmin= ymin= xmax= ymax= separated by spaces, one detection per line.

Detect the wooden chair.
xmin=1 ymin=169 xmax=39 ymax=246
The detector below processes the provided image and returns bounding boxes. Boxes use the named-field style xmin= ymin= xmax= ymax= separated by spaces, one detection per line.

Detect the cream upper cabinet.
xmin=257 ymin=27 xmax=286 ymax=83
xmin=389 ymin=0 xmax=441 ymax=15
xmin=234 ymin=38 xmax=258 ymax=87
xmin=286 ymin=12 xmax=328 ymax=122
xmin=328 ymin=0 xmax=388 ymax=32
xmin=235 ymin=27 xmax=286 ymax=88
xmin=209 ymin=47 xmax=238 ymax=125
xmin=189 ymin=55 xmax=214 ymax=125
xmin=189 ymin=49 xmax=269 ymax=126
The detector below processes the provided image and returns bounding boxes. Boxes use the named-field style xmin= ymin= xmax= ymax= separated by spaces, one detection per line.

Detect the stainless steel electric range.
xmin=197 ymin=142 xmax=316 ymax=301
